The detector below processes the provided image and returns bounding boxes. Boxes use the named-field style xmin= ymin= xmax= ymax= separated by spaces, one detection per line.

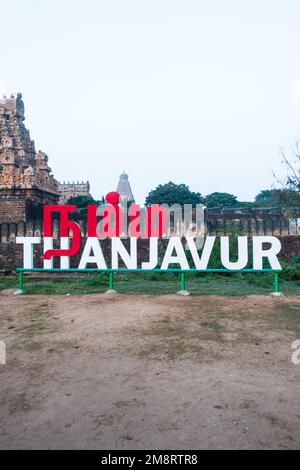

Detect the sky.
xmin=1 ymin=0 xmax=300 ymax=204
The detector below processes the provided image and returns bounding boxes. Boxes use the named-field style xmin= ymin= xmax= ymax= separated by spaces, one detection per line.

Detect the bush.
xmin=280 ymin=262 xmax=300 ymax=281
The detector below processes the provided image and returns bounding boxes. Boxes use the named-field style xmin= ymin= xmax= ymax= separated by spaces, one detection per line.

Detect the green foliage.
xmin=145 ymin=182 xmax=204 ymax=206
xmin=255 ymin=189 xmax=281 ymax=206
xmin=205 ymin=192 xmax=238 ymax=208
xmin=278 ymin=190 xmax=300 ymax=206
xmin=279 ymin=256 xmax=300 ymax=281
xmin=66 ymin=194 xmax=104 ymax=208
xmin=254 ymin=188 xmax=300 ymax=207
xmin=231 ymin=200 xmax=254 ymax=208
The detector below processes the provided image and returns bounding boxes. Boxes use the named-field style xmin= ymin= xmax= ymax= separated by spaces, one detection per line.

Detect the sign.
xmin=15 ymin=193 xmax=282 ymax=272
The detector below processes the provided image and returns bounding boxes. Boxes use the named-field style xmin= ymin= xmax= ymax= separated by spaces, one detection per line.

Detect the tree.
xmin=273 ymin=142 xmax=300 ymax=205
xmin=66 ymin=195 xmax=104 ymax=208
xmin=254 ymin=189 xmax=281 ymax=206
xmin=278 ymin=142 xmax=300 ymax=193
xmin=145 ymin=182 xmax=204 ymax=206
xmin=205 ymin=192 xmax=237 ymax=208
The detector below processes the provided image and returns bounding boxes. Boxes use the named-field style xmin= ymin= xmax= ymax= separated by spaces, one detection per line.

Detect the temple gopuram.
xmin=0 ymin=93 xmax=59 ymax=221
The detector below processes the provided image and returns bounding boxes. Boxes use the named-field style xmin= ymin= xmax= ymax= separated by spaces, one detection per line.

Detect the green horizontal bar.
xmin=16 ymin=268 xmax=282 ymax=273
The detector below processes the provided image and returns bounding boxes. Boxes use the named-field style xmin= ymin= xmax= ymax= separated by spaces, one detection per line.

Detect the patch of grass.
xmin=0 ymin=277 xmax=16 ymax=291
xmin=201 ymin=320 xmax=223 ymax=333
xmin=273 ymin=303 xmax=300 ymax=334
xmin=125 ymin=296 xmax=300 ymax=361
xmin=23 ymin=341 xmax=43 ymax=352
xmin=12 ymin=302 xmax=57 ymax=352
xmin=131 ymin=308 xmax=226 ymax=360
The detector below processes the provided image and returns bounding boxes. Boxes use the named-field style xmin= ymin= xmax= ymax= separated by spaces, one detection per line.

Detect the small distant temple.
xmin=58 ymin=180 xmax=90 ymax=204
xmin=116 ymin=171 xmax=134 ymax=202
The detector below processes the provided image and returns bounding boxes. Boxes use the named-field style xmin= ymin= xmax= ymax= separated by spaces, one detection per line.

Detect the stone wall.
xmin=0 ymin=198 xmax=45 ymax=223
xmin=206 ymin=206 xmax=300 ymax=236
xmin=0 ymin=199 xmax=27 ymax=223
xmin=279 ymin=236 xmax=300 ymax=260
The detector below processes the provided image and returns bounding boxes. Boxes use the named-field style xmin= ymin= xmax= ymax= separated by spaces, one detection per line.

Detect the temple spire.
xmin=116 ymin=171 xmax=135 ymax=202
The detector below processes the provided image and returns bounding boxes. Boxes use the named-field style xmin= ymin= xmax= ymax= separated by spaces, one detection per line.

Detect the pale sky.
xmin=1 ymin=0 xmax=300 ymax=204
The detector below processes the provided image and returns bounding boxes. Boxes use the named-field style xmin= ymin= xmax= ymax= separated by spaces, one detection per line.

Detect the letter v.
xmin=186 ymin=236 xmax=216 ymax=269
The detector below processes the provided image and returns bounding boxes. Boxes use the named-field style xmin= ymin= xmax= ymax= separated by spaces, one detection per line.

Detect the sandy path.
xmin=0 ymin=292 xmax=299 ymax=449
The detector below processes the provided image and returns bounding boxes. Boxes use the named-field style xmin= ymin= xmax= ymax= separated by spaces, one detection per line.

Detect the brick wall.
xmin=0 ymin=199 xmax=27 ymax=223
xmin=0 ymin=198 xmax=45 ymax=223
xmin=279 ymin=236 xmax=300 ymax=260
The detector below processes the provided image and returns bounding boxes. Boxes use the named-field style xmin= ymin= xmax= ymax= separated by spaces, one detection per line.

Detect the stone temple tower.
xmin=0 ymin=93 xmax=59 ymax=222
xmin=116 ymin=171 xmax=135 ymax=203
xmin=0 ymin=93 xmax=59 ymax=205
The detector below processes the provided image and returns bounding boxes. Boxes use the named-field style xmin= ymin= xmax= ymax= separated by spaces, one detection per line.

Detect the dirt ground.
xmin=0 ymin=291 xmax=299 ymax=450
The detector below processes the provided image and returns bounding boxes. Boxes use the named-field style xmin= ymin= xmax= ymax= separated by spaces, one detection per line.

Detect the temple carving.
xmin=0 ymin=93 xmax=59 ymax=204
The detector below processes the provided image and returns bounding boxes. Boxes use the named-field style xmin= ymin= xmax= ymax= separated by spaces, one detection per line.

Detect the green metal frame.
xmin=16 ymin=267 xmax=281 ymax=294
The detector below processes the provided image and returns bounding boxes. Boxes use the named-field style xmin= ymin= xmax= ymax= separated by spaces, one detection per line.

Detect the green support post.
xmin=18 ymin=269 xmax=24 ymax=294
xmin=105 ymin=271 xmax=117 ymax=294
xmin=271 ymin=272 xmax=283 ymax=297
xmin=181 ymin=272 xmax=185 ymax=291
xmin=109 ymin=271 xmax=114 ymax=290
xmin=177 ymin=271 xmax=189 ymax=296
xmin=274 ymin=272 xmax=279 ymax=293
